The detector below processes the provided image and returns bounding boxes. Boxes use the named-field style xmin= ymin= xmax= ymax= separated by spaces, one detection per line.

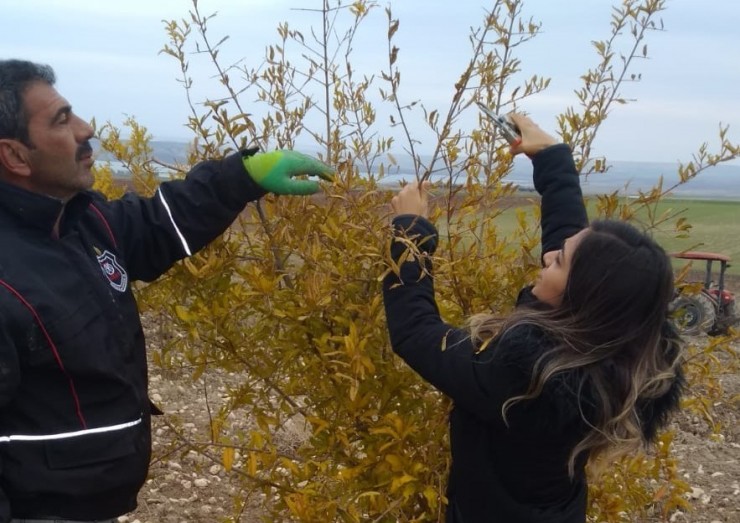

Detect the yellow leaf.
xmin=248 ymin=451 xmax=258 ymax=476
xmin=174 ymin=305 xmax=194 ymax=322
xmin=390 ymin=473 xmax=416 ymax=493
xmin=385 ymin=454 xmax=403 ymax=470
xmin=222 ymin=447 xmax=235 ymax=472
xmin=423 ymin=485 xmax=438 ymax=506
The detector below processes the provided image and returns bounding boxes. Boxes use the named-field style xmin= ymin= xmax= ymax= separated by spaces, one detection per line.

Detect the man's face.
xmin=22 ymin=81 xmax=95 ymax=200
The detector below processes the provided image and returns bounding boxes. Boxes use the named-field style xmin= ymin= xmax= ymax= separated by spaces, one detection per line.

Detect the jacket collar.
xmin=0 ymin=180 xmax=92 ymax=236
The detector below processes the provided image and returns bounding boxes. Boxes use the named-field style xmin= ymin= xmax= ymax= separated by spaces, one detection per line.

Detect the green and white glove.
xmin=242 ymin=150 xmax=334 ymax=195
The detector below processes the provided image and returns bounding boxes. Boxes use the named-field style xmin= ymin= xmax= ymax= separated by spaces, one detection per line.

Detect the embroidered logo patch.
xmin=96 ymin=250 xmax=128 ymax=292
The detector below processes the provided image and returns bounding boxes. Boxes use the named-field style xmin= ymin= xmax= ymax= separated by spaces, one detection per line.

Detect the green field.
xmin=634 ymin=199 xmax=740 ymax=275
xmin=492 ymin=196 xmax=740 ymax=276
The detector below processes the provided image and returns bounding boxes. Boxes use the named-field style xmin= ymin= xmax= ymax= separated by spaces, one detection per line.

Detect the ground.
xmin=121 ymin=290 xmax=740 ymax=523
xmin=660 ymin=361 xmax=739 ymax=523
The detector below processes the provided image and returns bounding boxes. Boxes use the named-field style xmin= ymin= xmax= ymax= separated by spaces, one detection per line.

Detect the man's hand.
xmin=242 ymin=150 xmax=334 ymax=195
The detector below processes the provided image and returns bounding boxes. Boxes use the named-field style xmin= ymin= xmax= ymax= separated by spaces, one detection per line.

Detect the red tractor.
xmin=670 ymin=251 xmax=739 ymax=335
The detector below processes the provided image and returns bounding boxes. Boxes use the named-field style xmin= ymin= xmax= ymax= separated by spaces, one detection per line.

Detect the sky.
xmin=2 ymin=0 xmax=739 ymax=164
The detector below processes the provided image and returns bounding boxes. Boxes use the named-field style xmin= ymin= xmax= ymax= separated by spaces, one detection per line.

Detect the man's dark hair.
xmin=0 ymin=60 xmax=56 ymax=145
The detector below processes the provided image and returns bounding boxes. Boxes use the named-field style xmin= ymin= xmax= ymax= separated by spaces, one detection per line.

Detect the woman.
xmin=382 ymin=114 xmax=684 ymax=522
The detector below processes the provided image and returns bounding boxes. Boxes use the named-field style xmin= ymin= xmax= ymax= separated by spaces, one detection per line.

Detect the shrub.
xmin=94 ymin=1 xmax=739 ymax=520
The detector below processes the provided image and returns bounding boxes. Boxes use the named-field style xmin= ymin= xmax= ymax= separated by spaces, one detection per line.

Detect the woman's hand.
xmin=508 ymin=113 xmax=559 ymax=158
xmin=391 ymin=181 xmax=431 ymax=218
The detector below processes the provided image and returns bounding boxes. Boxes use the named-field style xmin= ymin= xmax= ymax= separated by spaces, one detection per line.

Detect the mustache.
xmin=76 ymin=141 xmax=93 ymax=160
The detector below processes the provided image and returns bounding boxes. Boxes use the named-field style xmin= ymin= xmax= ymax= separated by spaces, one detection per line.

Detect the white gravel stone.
xmin=194 ymin=478 xmax=209 ymax=487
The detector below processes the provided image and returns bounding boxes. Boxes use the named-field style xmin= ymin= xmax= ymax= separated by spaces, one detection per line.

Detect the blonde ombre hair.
xmin=470 ymin=220 xmax=684 ymax=476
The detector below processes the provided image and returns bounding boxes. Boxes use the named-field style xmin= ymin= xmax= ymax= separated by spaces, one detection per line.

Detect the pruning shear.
xmin=476 ymin=102 xmax=522 ymax=147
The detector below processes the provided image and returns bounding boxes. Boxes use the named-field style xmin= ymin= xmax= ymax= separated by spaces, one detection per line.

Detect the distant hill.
xmin=93 ymin=140 xmax=191 ymax=165
xmin=505 ymin=158 xmax=740 ymax=200
xmin=378 ymin=155 xmax=740 ymax=200
xmin=94 ymin=141 xmax=740 ymax=200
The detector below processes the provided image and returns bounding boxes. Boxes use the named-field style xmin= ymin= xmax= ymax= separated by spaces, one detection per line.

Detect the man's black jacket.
xmin=0 ymin=151 xmax=264 ymax=520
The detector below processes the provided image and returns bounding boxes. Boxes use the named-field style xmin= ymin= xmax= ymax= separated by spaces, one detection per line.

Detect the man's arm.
xmin=98 ymin=149 xmax=332 ymax=282
xmin=97 ymin=151 xmax=262 ymax=282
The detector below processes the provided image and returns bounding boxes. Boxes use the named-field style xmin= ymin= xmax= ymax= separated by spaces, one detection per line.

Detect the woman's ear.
xmin=0 ymin=139 xmax=32 ymax=178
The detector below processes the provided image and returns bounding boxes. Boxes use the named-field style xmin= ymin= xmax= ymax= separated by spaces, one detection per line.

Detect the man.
xmin=0 ymin=59 xmax=332 ymax=522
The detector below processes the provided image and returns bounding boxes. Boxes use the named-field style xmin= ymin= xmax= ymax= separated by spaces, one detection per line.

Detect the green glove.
xmin=242 ymin=150 xmax=334 ymax=195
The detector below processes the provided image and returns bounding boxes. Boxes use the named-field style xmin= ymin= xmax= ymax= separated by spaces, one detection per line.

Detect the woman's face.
xmin=532 ymin=229 xmax=589 ymax=307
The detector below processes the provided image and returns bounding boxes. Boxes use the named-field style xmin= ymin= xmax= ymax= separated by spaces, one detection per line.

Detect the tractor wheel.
xmin=670 ymin=293 xmax=716 ymax=335
xmin=714 ymin=300 xmax=739 ymax=334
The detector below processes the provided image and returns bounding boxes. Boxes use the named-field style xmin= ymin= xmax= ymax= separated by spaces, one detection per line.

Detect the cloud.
xmin=2 ymin=0 xmax=736 ymax=164
xmin=4 ymin=0 xmax=276 ymax=19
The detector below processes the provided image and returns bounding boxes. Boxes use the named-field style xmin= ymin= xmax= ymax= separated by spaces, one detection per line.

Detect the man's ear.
xmin=0 ymin=139 xmax=32 ymax=178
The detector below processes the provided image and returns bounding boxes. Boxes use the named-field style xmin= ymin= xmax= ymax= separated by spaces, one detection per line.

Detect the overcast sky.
xmin=2 ymin=0 xmax=739 ymax=164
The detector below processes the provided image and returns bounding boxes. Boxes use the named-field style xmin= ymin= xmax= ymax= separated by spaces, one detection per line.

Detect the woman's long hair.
xmin=470 ymin=220 xmax=684 ymax=475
